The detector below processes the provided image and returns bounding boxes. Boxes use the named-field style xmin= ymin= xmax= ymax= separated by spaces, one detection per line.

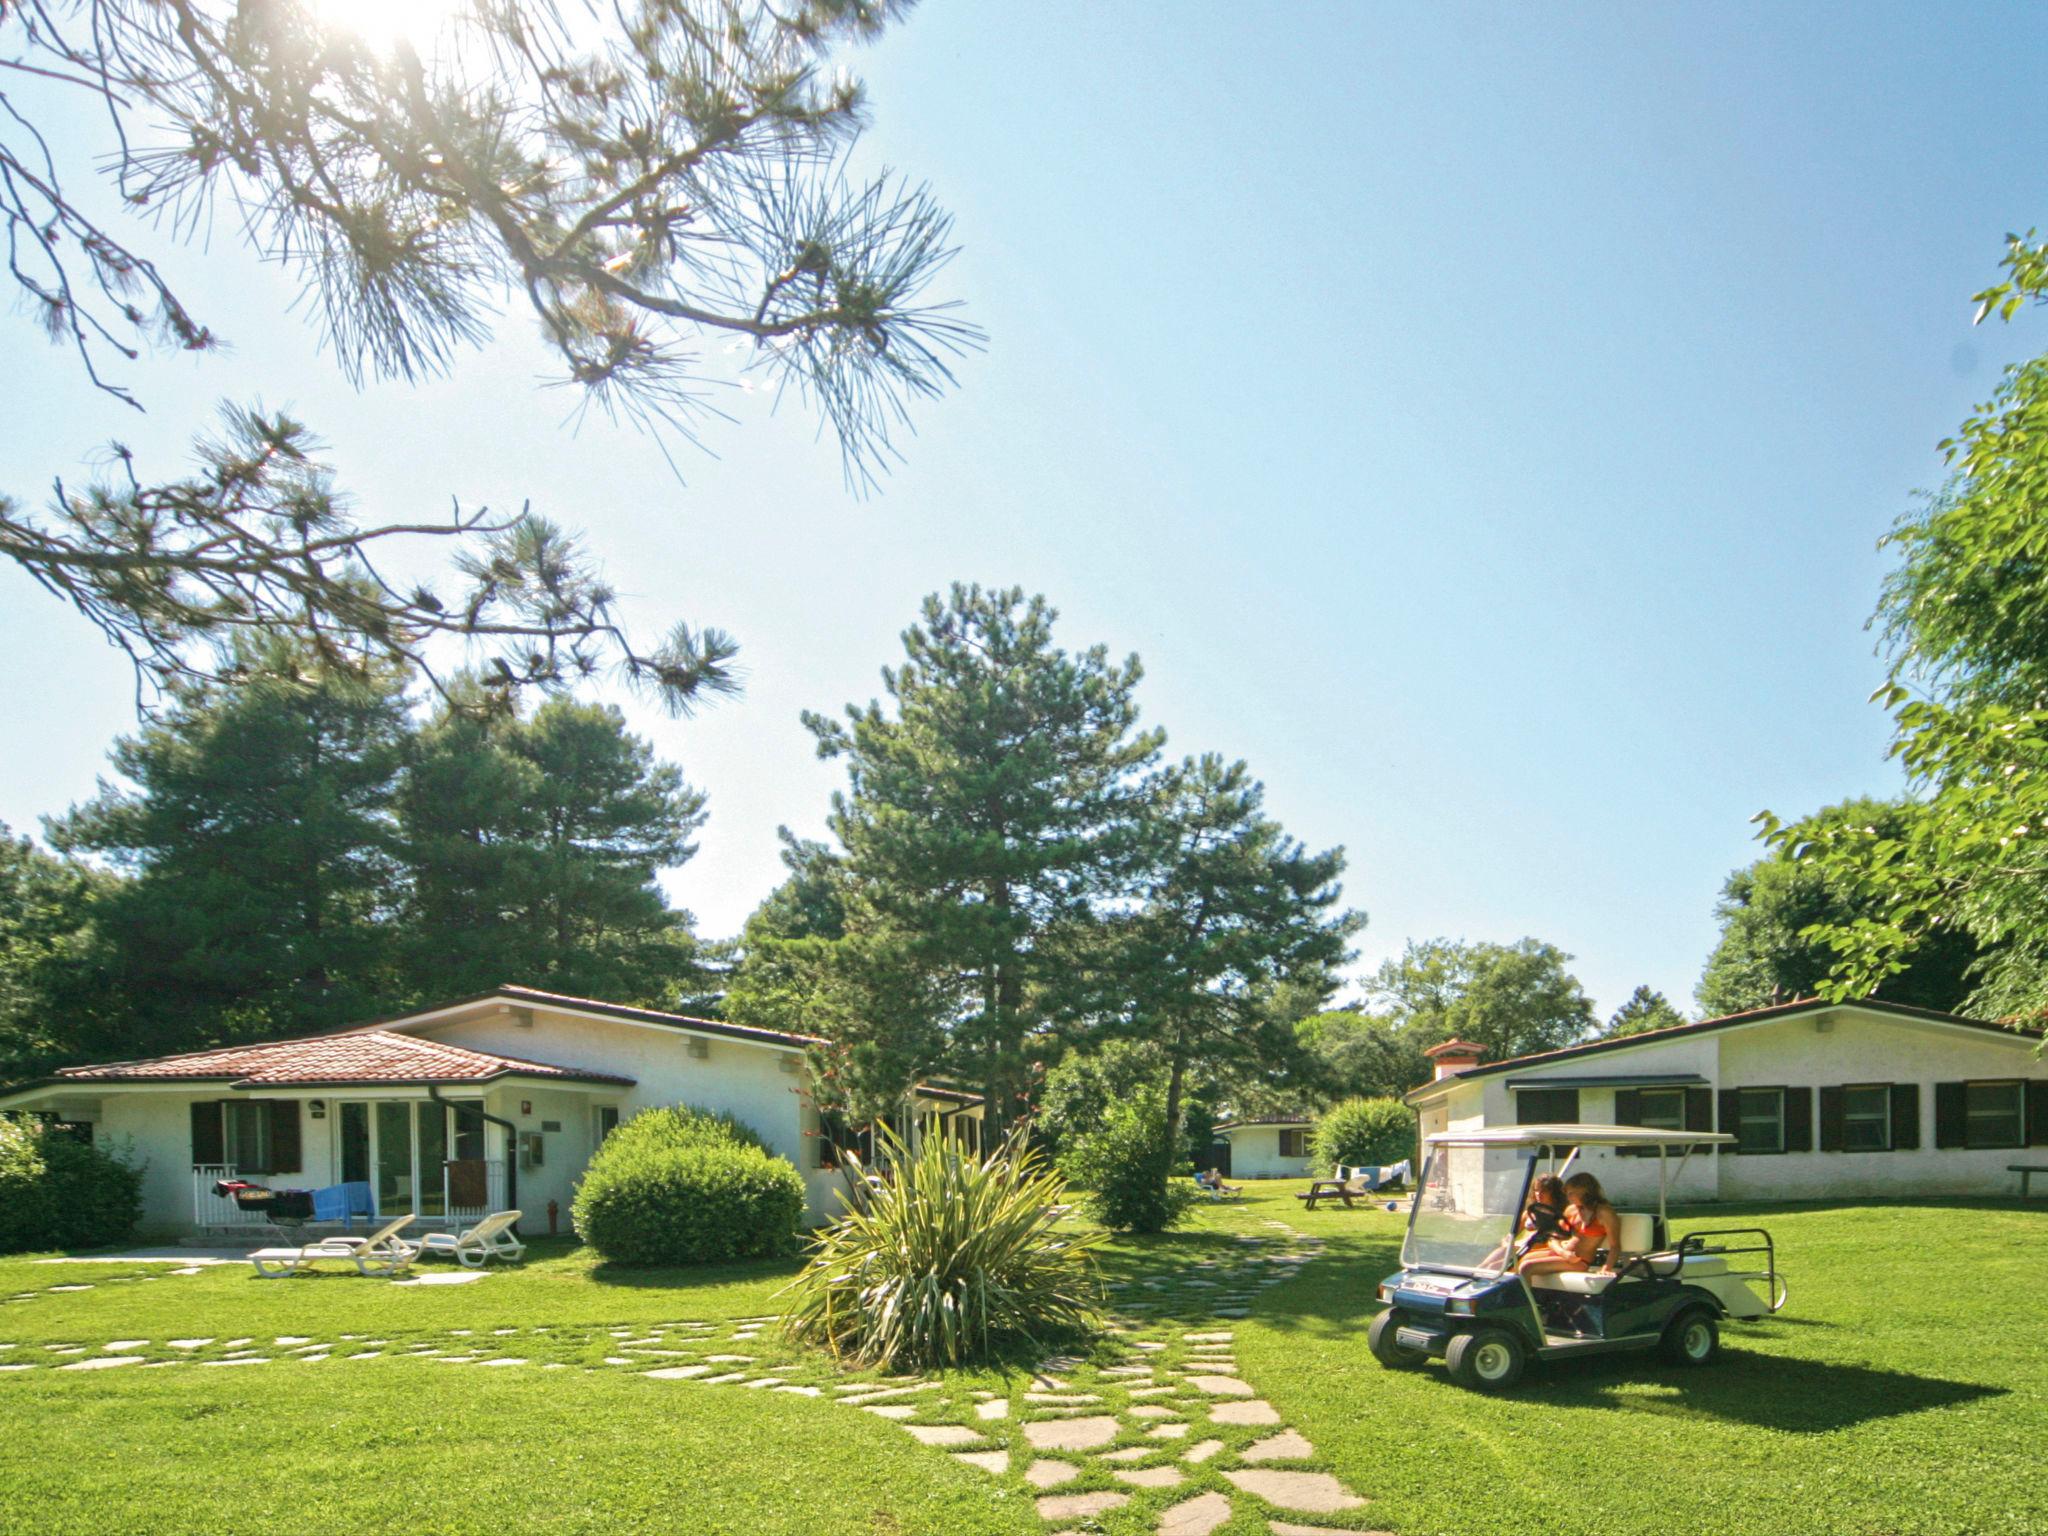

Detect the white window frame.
xmin=1735 ymin=1087 xmax=1785 ymax=1155
xmin=1634 ymin=1087 xmax=1687 ymax=1133
xmin=1842 ymin=1084 xmax=1892 ymax=1153
xmin=1965 ymin=1080 xmax=2024 ymax=1150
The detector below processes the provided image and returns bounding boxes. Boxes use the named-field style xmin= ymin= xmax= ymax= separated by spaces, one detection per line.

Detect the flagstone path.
xmin=1 ymin=1218 xmax=1387 ymax=1533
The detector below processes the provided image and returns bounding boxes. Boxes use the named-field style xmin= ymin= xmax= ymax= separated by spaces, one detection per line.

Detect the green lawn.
xmin=1237 ymin=1183 xmax=2048 ymax=1536
xmin=1 ymin=1187 xmax=2042 ymax=1536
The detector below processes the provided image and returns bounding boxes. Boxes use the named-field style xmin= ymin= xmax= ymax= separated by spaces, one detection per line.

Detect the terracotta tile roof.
xmin=52 ymin=1030 xmax=634 ymax=1089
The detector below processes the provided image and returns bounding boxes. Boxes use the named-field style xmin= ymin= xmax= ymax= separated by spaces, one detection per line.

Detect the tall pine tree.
xmin=399 ymin=691 xmax=709 ymax=1005
xmin=1109 ymin=754 xmax=1361 ymax=1164
xmin=802 ymin=586 xmax=1162 ymax=1133
xmin=50 ymin=641 xmax=410 ymax=1054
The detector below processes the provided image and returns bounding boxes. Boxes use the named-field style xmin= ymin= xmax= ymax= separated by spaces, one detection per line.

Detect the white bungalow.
xmin=1210 ymin=1115 xmax=1316 ymax=1178
xmin=1405 ymin=997 xmax=2047 ymax=1204
xmin=0 ymin=985 xmax=982 ymax=1241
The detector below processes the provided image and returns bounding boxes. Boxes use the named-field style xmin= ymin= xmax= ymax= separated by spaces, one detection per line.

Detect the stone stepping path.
xmin=2 ymin=1215 xmax=1389 ymax=1533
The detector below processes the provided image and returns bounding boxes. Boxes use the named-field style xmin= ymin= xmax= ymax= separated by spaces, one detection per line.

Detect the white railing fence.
xmin=191 ymin=1164 xmax=268 ymax=1227
xmin=446 ymin=1159 xmax=511 ymax=1224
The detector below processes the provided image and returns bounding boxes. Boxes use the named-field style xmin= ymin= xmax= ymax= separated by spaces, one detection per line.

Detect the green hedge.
xmin=571 ymin=1106 xmax=805 ymax=1265
xmin=0 ymin=1119 xmax=144 ymax=1254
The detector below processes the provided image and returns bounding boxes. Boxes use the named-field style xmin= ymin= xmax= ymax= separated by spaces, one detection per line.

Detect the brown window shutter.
xmin=1934 ymin=1082 xmax=1967 ymax=1149
xmin=1717 ymin=1089 xmax=1741 ymax=1151
xmin=1784 ymin=1087 xmax=1813 ymax=1152
xmin=270 ymin=1100 xmax=302 ymax=1174
xmin=2027 ymin=1081 xmax=2048 ymax=1149
xmin=1818 ymin=1086 xmax=1846 ymax=1152
xmin=1890 ymin=1084 xmax=1921 ymax=1151
xmin=1685 ymin=1088 xmax=1713 ymax=1133
xmin=190 ymin=1101 xmax=225 ymax=1167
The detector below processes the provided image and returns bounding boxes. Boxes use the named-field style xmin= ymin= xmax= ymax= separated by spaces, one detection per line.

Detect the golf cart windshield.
xmin=1403 ymin=1143 xmax=1533 ymax=1274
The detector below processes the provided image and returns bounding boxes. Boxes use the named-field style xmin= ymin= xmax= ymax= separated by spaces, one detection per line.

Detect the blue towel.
xmin=312 ymin=1181 xmax=374 ymax=1225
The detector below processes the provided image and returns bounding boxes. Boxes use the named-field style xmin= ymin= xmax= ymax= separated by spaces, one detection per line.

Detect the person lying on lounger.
xmin=1195 ymin=1168 xmax=1242 ymax=1196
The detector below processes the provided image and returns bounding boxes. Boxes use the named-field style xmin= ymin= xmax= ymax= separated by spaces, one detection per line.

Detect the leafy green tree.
xmin=1292 ymin=1008 xmax=1429 ymax=1103
xmin=1604 ymin=986 xmax=1688 ymax=1038
xmin=399 ymin=691 xmax=710 ymax=1006
xmin=723 ymin=829 xmax=849 ymax=1033
xmin=1364 ymin=938 xmax=1595 ymax=1063
xmin=1701 ymin=799 xmax=1981 ymax=1018
xmin=1033 ymin=1039 xmax=1166 ymax=1158
xmin=1108 ymin=753 xmax=1360 ymax=1166
xmin=803 ymin=585 xmax=1163 ymax=1133
xmin=3 ymin=1 xmax=972 ymax=709
xmin=1057 ymin=1086 xmax=1194 ymax=1235
xmin=1756 ymin=237 xmax=2048 ymax=1021
xmin=48 ymin=640 xmax=411 ymax=1056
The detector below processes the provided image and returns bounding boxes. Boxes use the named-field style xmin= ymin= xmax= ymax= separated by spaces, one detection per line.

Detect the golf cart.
xmin=1369 ymin=1125 xmax=1784 ymax=1391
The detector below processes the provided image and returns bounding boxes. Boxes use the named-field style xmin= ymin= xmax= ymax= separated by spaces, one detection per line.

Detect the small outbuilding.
xmin=1211 ymin=1115 xmax=1315 ymax=1178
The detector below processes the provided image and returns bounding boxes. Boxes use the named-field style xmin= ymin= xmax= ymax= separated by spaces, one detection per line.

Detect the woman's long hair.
xmin=1527 ymin=1174 xmax=1565 ymax=1212
xmin=1563 ymin=1171 xmax=1611 ymax=1211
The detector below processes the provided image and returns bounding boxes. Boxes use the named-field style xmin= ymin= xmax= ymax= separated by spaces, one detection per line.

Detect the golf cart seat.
xmin=1526 ymin=1270 xmax=1619 ymax=1295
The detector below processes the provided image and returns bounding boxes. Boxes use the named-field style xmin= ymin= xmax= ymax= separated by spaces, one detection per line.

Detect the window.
xmin=1515 ymin=1088 xmax=1580 ymax=1125
xmin=1843 ymin=1085 xmax=1892 ymax=1152
xmin=595 ymin=1106 xmax=620 ymax=1147
xmin=1634 ymin=1088 xmax=1686 ymax=1132
xmin=224 ymin=1101 xmax=275 ymax=1173
xmin=1966 ymin=1081 xmax=2024 ymax=1149
xmin=1735 ymin=1088 xmax=1785 ymax=1154
xmin=1277 ymin=1127 xmax=1309 ymax=1159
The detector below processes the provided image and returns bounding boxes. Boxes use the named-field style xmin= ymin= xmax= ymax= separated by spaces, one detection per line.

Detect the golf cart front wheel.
xmin=1444 ymin=1327 xmax=1526 ymax=1391
xmin=1368 ymin=1308 xmax=1424 ymax=1369
xmin=1661 ymin=1307 xmax=1721 ymax=1366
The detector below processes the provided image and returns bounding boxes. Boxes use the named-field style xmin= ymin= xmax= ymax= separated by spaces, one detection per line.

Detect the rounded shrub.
xmin=782 ymin=1126 xmax=1101 ymax=1370
xmin=571 ymin=1106 xmax=805 ymax=1266
xmin=1312 ymin=1096 xmax=1414 ymax=1175
xmin=0 ymin=1119 xmax=144 ymax=1254
xmin=1057 ymin=1089 xmax=1195 ymax=1234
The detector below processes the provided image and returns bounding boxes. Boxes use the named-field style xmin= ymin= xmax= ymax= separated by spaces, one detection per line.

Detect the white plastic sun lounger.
xmin=416 ymin=1210 xmax=525 ymax=1268
xmin=248 ymin=1215 xmax=418 ymax=1278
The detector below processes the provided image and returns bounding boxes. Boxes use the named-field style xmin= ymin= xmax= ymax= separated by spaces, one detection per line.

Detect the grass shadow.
xmin=1516 ymin=1347 xmax=2008 ymax=1432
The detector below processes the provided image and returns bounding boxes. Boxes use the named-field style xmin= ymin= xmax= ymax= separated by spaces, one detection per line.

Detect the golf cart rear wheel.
xmin=1444 ymin=1327 xmax=1525 ymax=1391
xmin=1368 ymin=1308 xmax=1424 ymax=1369
xmin=1661 ymin=1307 xmax=1721 ymax=1366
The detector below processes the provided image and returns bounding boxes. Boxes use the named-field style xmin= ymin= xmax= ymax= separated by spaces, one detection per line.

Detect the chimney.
xmin=1423 ymin=1038 xmax=1487 ymax=1081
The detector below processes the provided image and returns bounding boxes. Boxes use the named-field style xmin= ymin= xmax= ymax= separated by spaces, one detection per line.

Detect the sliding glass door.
xmin=336 ymin=1100 xmax=488 ymax=1218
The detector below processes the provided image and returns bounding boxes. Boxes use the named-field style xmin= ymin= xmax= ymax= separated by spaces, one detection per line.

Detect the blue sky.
xmin=5 ymin=2 xmax=2048 ymax=1019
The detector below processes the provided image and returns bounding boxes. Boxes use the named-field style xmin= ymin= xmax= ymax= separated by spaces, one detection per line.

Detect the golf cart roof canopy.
xmin=1424 ymin=1123 xmax=1735 ymax=1150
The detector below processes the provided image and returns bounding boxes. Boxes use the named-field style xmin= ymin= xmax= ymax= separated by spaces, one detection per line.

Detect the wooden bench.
xmin=2012 ymin=1165 xmax=2048 ymax=1197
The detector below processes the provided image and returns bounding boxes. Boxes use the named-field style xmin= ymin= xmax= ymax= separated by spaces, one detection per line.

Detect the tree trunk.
xmin=1162 ymin=1042 xmax=1187 ymax=1172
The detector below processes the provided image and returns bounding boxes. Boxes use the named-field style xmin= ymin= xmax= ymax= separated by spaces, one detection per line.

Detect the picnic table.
xmin=1296 ymin=1176 xmax=1370 ymax=1211
xmin=2012 ymin=1164 xmax=2048 ymax=1197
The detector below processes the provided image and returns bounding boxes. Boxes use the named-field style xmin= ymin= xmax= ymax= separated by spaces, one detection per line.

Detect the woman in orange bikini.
xmin=1519 ymin=1171 xmax=1618 ymax=1276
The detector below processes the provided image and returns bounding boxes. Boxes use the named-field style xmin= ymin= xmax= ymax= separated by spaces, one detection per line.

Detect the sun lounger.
xmin=248 ymin=1215 xmax=418 ymax=1278
xmin=416 ymin=1210 xmax=526 ymax=1269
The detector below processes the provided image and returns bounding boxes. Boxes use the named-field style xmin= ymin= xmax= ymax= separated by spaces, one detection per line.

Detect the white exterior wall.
xmin=1717 ymin=1010 xmax=2045 ymax=1200
xmin=1223 ymin=1125 xmax=1313 ymax=1178
xmin=422 ymin=1007 xmax=837 ymax=1220
xmin=1414 ymin=1005 xmax=2047 ymax=1203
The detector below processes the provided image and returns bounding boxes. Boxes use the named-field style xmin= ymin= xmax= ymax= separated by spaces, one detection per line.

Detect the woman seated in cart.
xmin=1518 ymin=1172 xmax=1620 ymax=1276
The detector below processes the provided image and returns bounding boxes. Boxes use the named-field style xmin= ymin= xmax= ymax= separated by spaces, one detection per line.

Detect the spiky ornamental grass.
xmin=778 ymin=1127 xmax=1103 ymax=1371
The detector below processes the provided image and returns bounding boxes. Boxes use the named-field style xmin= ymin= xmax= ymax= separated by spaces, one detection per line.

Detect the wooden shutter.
xmin=1890 ymin=1084 xmax=1921 ymax=1151
xmin=269 ymin=1100 xmax=302 ymax=1174
xmin=1613 ymin=1088 xmax=1642 ymax=1125
xmin=1817 ymin=1086 xmax=1846 ymax=1152
xmin=1684 ymin=1088 xmax=1713 ymax=1133
xmin=190 ymin=1101 xmax=225 ymax=1167
xmin=1784 ymin=1087 xmax=1813 ymax=1152
xmin=1934 ymin=1082 xmax=1968 ymax=1149
xmin=2027 ymin=1081 xmax=2048 ymax=1148
xmin=1717 ymin=1089 xmax=1741 ymax=1152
